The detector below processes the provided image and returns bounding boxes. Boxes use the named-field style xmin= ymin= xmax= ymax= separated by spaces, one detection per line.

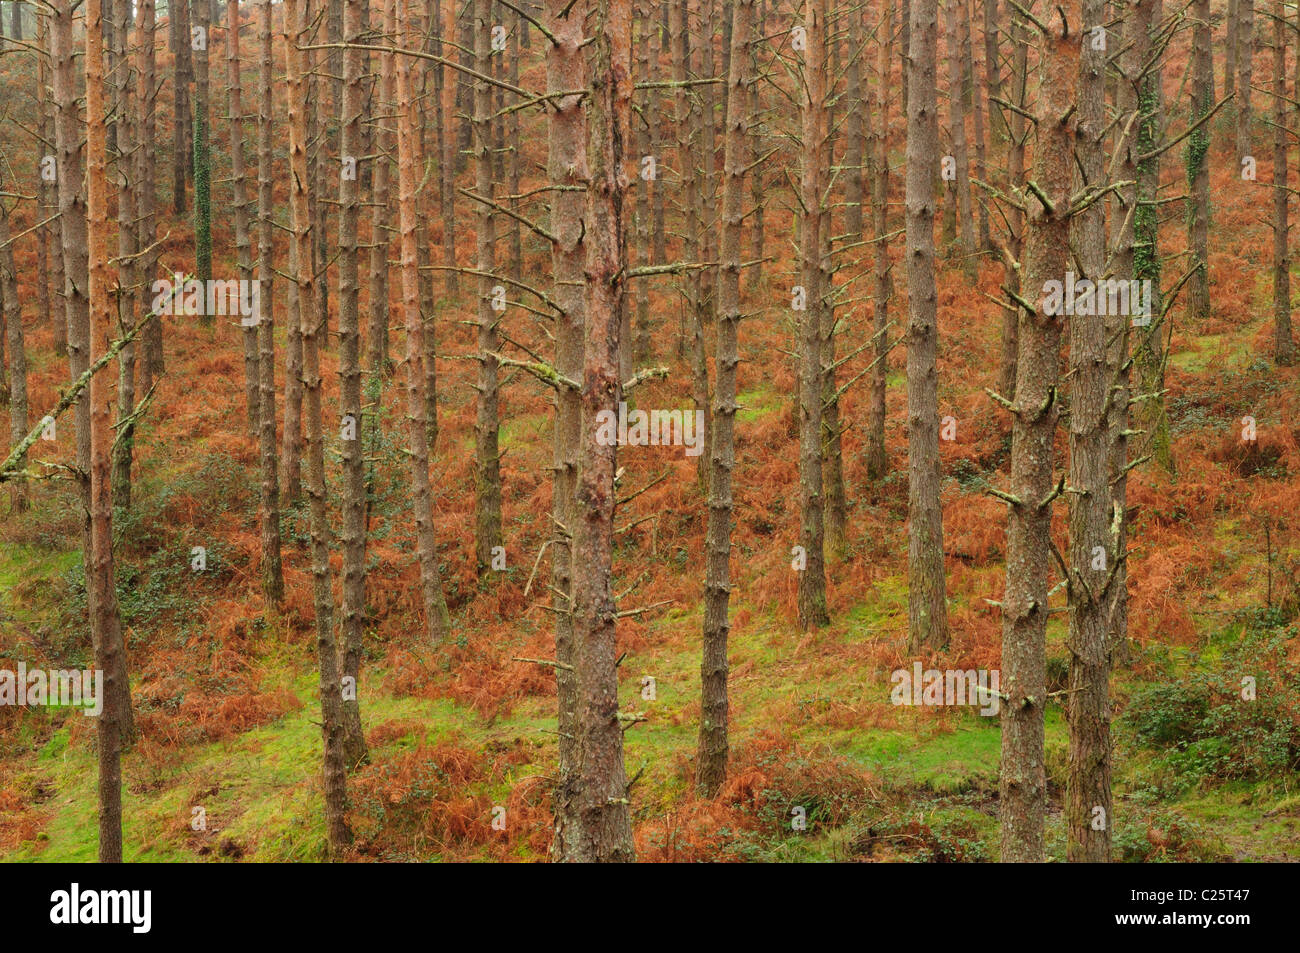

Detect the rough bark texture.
xmin=397 ymin=0 xmax=452 ymax=645
xmin=1236 ymin=0 xmax=1253 ymax=159
xmin=1107 ymin=0 xmax=1137 ymax=669
xmin=1186 ymin=0 xmax=1211 ymax=324
xmin=86 ymin=0 xmax=130 ymax=864
xmin=111 ymin=0 xmax=137 ymax=511
xmin=796 ymin=0 xmax=829 ymax=631
xmin=338 ymin=0 xmax=370 ymax=768
xmin=473 ymin=0 xmax=503 ymax=575
xmin=864 ymin=1 xmax=892 ymax=483
xmin=999 ymin=8 xmax=1075 ymax=864
xmin=673 ymin=0 xmax=712 ymax=487
xmin=557 ymin=0 xmax=636 ymax=863
xmin=943 ymin=0 xmax=974 ymax=265
xmin=905 ymin=0 xmax=948 ymax=652
xmin=286 ymin=0 xmax=351 ymax=856
xmin=255 ymin=0 xmax=284 ymax=607
xmin=999 ymin=11 xmax=1027 ymax=401
xmin=546 ymin=0 xmax=587 ymax=859
xmin=228 ymin=0 xmax=259 ymax=440
xmin=697 ymin=0 xmax=751 ymax=799
xmin=1274 ymin=4 xmax=1295 ymax=366
xmin=1066 ymin=0 xmax=1112 ymax=863
xmin=193 ymin=0 xmax=213 ymax=316
xmin=1133 ymin=0 xmax=1170 ymax=473
xmin=0 ymin=199 xmax=26 ymax=512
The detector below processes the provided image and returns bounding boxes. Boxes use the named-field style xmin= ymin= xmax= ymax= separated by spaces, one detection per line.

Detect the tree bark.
xmin=255 ymin=0 xmax=284 ymax=607
xmin=473 ymin=0 xmax=503 ymax=575
xmin=1186 ymin=0 xmax=1211 ymax=324
xmin=546 ymin=0 xmax=587 ymax=858
xmin=999 ymin=6 xmax=1075 ymax=864
xmin=286 ymin=0 xmax=351 ymax=855
xmin=905 ymin=0 xmax=949 ymax=652
xmin=1275 ymin=3 xmax=1295 ymax=365
xmin=337 ymin=0 xmax=370 ymax=767
xmin=558 ymin=0 xmax=636 ymax=862
xmin=1066 ymin=0 xmax=1112 ymax=863
xmin=397 ymin=0 xmax=452 ymax=644
xmin=697 ymin=0 xmax=751 ymax=799
xmin=86 ymin=0 xmax=131 ymax=864
xmin=796 ymin=0 xmax=829 ymax=631
xmin=864 ymin=1 xmax=892 ymax=483
xmin=228 ymin=0 xmax=259 ymax=439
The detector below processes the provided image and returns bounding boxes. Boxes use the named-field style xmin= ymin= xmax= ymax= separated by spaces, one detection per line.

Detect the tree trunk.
xmin=1000 ymin=7 xmax=1075 ymax=864
xmin=1187 ymin=0 xmax=1211 ymax=324
xmin=1237 ymin=0 xmax=1253 ymax=159
xmin=111 ymin=0 xmax=137 ymax=511
xmin=255 ymin=0 xmax=284 ymax=606
xmin=0 ymin=202 xmax=27 ymax=512
xmin=999 ymin=11 xmax=1027 ymax=401
xmin=171 ymin=0 xmax=193 ymax=215
xmin=337 ymin=0 xmax=370 ymax=768
xmin=1134 ymin=0 xmax=1170 ymax=473
xmin=397 ymin=0 xmax=452 ymax=644
xmin=905 ymin=0 xmax=949 ymax=652
xmin=864 ymin=1 xmax=892 ymax=482
xmin=697 ymin=0 xmax=751 ymax=799
xmin=1066 ymin=0 xmax=1112 ymax=864
xmin=796 ymin=0 xmax=829 ymax=631
xmin=86 ymin=0 xmax=131 ymax=864
xmin=1107 ymin=0 xmax=1137 ymax=669
xmin=558 ymin=0 xmax=635 ymax=862
xmin=286 ymin=0 xmax=351 ymax=856
xmin=546 ymin=0 xmax=587 ymax=858
xmin=943 ymin=0 xmax=974 ymax=268
xmin=1275 ymin=3 xmax=1295 ymax=365
xmin=228 ymin=0 xmax=259 ymax=439
xmin=673 ymin=0 xmax=712 ymax=487
xmin=194 ymin=0 xmax=213 ymax=307
xmin=473 ymin=0 xmax=503 ymax=575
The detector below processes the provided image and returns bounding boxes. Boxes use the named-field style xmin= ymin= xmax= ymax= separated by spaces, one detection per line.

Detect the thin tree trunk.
xmin=545 ymin=0 xmax=586 ymax=859
xmin=439 ymin=0 xmax=458 ymax=296
xmin=944 ymin=0 xmax=974 ymax=267
xmin=86 ymin=0 xmax=130 ymax=864
xmin=255 ymin=0 xmax=284 ymax=606
xmin=228 ymin=0 xmax=258 ymax=439
xmin=1186 ymin=0 xmax=1211 ymax=324
xmin=473 ymin=0 xmax=503 ymax=575
xmin=1134 ymin=0 xmax=1170 ymax=473
xmin=194 ymin=0 xmax=213 ymax=306
xmin=397 ymin=0 xmax=452 ymax=644
xmin=38 ymin=12 xmax=67 ymax=359
xmin=1237 ymin=0 xmax=1253 ymax=159
xmin=286 ymin=0 xmax=351 ymax=856
xmin=1066 ymin=0 xmax=1112 ymax=864
xmin=369 ymin=0 xmax=396 ymax=377
xmin=796 ymin=0 xmax=829 ymax=630
xmin=1275 ymin=3 xmax=1295 ymax=365
xmin=673 ymin=0 xmax=712 ymax=488
xmin=0 ymin=202 xmax=27 ymax=512
xmin=136 ymin=0 xmax=158 ymax=399
xmin=697 ymin=0 xmax=750 ymax=799
xmin=905 ymin=0 xmax=949 ymax=652
xmin=864 ymin=1 xmax=892 ymax=482
xmin=1107 ymin=0 xmax=1137 ymax=669
xmin=111 ymin=0 xmax=137 ymax=510
xmin=337 ymin=0 xmax=370 ymax=768
xmin=999 ymin=10 xmax=1028 ymax=401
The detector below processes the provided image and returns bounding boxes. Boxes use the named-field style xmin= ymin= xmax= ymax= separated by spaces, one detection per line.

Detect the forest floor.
xmin=2 ymin=43 xmax=1299 ymax=859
